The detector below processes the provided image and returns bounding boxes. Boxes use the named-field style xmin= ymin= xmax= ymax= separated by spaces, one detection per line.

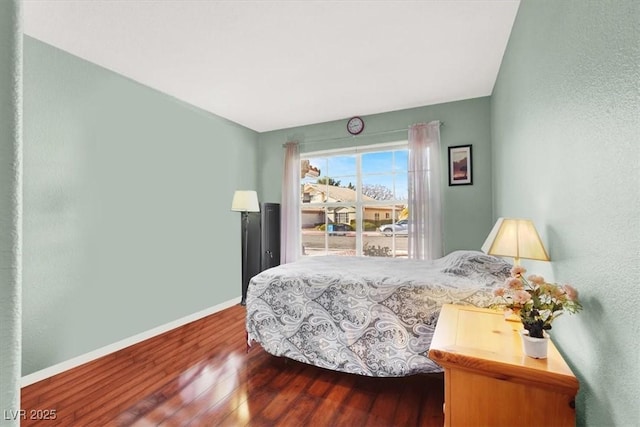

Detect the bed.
xmin=245 ymin=250 xmax=511 ymax=377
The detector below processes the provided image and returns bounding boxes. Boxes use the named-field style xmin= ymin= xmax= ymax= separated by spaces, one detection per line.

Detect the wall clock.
xmin=347 ymin=116 xmax=364 ymax=135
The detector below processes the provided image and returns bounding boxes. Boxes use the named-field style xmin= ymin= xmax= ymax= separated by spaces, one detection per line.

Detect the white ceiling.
xmin=23 ymin=0 xmax=520 ymax=132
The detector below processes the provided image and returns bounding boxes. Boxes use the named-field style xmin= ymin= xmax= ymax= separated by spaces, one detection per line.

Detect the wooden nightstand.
xmin=429 ymin=304 xmax=579 ymax=427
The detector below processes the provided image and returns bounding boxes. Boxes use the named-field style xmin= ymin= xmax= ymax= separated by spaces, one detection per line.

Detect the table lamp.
xmin=481 ymin=218 xmax=550 ymax=266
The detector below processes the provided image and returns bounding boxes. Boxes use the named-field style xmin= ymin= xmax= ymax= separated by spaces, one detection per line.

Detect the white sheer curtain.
xmin=408 ymin=121 xmax=443 ymax=260
xmin=281 ymin=141 xmax=301 ymax=264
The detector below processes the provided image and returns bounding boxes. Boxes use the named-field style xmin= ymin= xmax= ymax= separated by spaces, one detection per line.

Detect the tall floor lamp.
xmin=231 ymin=190 xmax=260 ymax=306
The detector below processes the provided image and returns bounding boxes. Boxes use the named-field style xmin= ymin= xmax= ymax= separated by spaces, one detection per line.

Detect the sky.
xmin=302 ymin=149 xmax=408 ymax=200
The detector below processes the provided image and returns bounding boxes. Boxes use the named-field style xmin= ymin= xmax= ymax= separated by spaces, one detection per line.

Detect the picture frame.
xmin=448 ymin=145 xmax=472 ymax=186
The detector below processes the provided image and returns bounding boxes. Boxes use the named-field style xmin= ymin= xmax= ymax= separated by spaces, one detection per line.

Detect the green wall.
xmin=0 ymin=1 xmax=22 ymax=424
xmin=22 ymin=36 xmax=259 ymax=375
xmin=258 ymin=97 xmax=494 ymax=254
xmin=491 ymin=1 xmax=639 ymax=425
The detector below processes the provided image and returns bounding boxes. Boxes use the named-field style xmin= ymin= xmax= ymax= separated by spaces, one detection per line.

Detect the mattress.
xmin=245 ymin=250 xmax=511 ymax=377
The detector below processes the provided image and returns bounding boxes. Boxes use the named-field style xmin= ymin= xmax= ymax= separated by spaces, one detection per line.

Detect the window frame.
xmin=300 ymin=141 xmax=408 ymax=257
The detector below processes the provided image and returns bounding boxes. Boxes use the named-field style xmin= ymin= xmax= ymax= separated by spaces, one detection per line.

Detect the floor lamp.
xmin=231 ymin=190 xmax=260 ymax=306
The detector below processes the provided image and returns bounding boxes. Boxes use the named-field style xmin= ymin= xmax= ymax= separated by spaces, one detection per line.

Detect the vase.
xmin=519 ymin=329 xmax=549 ymax=359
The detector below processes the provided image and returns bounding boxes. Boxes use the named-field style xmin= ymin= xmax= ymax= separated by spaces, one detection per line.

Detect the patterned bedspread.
xmin=245 ymin=250 xmax=511 ymax=377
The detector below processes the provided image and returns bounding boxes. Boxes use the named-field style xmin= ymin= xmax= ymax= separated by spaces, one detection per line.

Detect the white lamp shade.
xmin=481 ymin=218 xmax=550 ymax=263
xmin=231 ymin=190 xmax=260 ymax=212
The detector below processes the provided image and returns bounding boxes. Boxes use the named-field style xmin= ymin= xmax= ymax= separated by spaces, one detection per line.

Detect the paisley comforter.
xmin=245 ymin=250 xmax=511 ymax=377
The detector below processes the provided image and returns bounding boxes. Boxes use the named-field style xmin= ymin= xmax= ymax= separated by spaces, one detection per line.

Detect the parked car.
xmin=379 ymin=219 xmax=408 ymax=236
xmin=327 ymin=223 xmax=353 ymax=236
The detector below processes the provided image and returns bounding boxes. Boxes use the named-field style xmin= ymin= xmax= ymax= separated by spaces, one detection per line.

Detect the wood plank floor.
xmin=21 ymin=304 xmax=444 ymax=426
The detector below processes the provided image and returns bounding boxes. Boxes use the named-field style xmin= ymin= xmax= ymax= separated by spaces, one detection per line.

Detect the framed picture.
xmin=448 ymin=145 xmax=472 ymax=186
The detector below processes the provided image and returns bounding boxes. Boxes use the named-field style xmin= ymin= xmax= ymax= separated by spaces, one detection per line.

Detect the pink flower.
xmin=539 ymin=283 xmax=554 ymax=294
xmin=528 ymin=274 xmax=545 ymax=285
xmin=505 ymin=277 xmax=523 ymax=290
xmin=511 ymin=266 xmax=527 ymax=277
xmin=513 ymin=290 xmax=532 ymax=304
xmin=493 ymin=287 xmax=506 ymax=297
xmin=552 ymin=286 xmax=565 ymax=299
xmin=563 ymin=284 xmax=579 ymax=301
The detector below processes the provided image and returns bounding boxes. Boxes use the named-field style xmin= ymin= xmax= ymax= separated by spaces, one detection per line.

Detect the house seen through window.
xmin=300 ymin=143 xmax=408 ymax=257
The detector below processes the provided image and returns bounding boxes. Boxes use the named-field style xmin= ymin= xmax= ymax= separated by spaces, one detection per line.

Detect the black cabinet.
xmin=260 ymin=202 xmax=281 ymax=270
xmin=241 ymin=203 xmax=280 ymax=305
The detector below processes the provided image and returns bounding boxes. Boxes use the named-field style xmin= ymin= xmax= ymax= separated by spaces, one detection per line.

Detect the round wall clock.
xmin=347 ymin=116 xmax=364 ymax=135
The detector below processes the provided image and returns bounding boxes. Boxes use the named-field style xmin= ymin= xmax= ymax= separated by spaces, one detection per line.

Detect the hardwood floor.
xmin=21 ymin=305 xmax=444 ymax=426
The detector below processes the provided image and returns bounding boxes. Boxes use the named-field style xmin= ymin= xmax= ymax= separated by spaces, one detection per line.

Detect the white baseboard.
xmin=21 ymin=296 xmax=242 ymax=387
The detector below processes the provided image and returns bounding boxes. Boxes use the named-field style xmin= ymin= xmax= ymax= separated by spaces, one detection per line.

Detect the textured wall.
xmin=0 ymin=1 xmax=21 ymax=425
xmin=22 ymin=37 xmax=259 ymax=375
xmin=491 ymin=1 xmax=640 ymax=425
xmin=258 ymin=97 xmax=494 ymax=254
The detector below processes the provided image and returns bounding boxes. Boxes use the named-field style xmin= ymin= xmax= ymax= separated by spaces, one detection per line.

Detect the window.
xmin=300 ymin=143 xmax=408 ymax=257
xmin=335 ymin=212 xmax=349 ymax=224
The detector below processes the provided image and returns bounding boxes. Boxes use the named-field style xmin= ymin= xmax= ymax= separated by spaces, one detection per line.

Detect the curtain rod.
xmin=282 ymin=121 xmax=444 ymax=147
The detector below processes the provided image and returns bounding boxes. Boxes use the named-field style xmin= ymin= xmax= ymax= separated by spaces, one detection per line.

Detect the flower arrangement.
xmin=492 ymin=266 xmax=582 ymax=338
